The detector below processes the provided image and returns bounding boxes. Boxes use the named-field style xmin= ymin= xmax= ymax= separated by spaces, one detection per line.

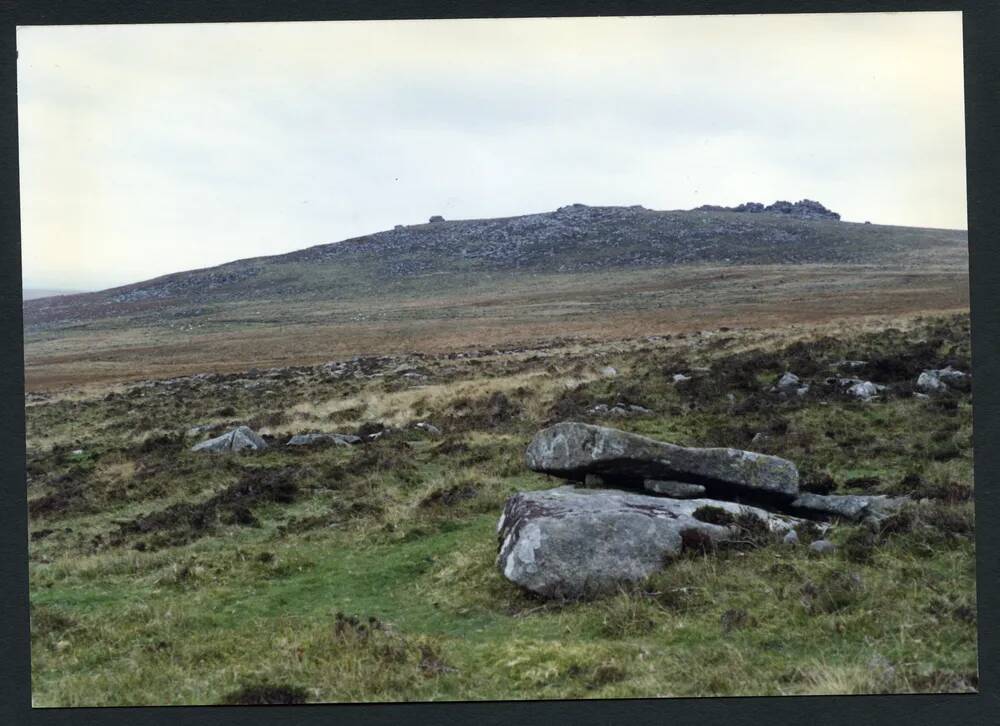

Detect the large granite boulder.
xmin=496 ymin=486 xmax=797 ymax=599
xmin=191 ymin=426 xmax=267 ymax=453
xmin=525 ymin=422 xmax=799 ymax=502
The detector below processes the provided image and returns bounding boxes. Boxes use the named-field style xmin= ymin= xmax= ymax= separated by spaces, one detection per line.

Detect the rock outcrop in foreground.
xmin=501 ymin=422 xmax=907 ymax=599
xmin=496 ymin=486 xmax=797 ymax=599
xmin=525 ymin=422 xmax=800 ymax=502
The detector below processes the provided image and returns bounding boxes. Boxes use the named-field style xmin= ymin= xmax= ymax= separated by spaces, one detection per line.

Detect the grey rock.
xmin=694 ymin=199 xmax=840 ymax=221
xmin=191 ymin=426 xmax=267 ymax=453
xmin=643 ymin=479 xmax=707 ymax=498
xmin=414 ymin=421 xmax=442 ymax=436
xmin=672 ymin=373 xmax=692 ymax=383
xmin=937 ymin=366 xmax=969 ymax=388
xmin=828 ymin=376 xmax=863 ymax=387
xmin=918 ymin=366 xmax=969 ymax=394
xmin=828 ymin=377 xmax=885 ymax=399
xmin=846 ymin=380 xmax=883 ymax=401
xmin=286 ymin=433 xmax=327 ymax=447
xmin=286 ymin=432 xmax=361 ymax=447
xmin=590 ymin=402 xmax=651 ymax=417
xmin=775 ymin=371 xmax=801 ymax=394
xmin=496 ymin=486 xmax=797 ymax=599
xmin=916 ymin=370 xmax=947 ymax=394
xmin=773 ymin=374 xmax=811 ymax=397
xmin=428 ymin=215 xmax=445 ymax=223
xmin=783 ymin=529 xmax=800 ymax=546
xmin=525 ymin=422 xmax=800 ymax=500
xmin=790 ymin=492 xmax=905 ymax=522
xmin=600 ymin=366 xmax=618 ymax=378
xmin=809 ymin=539 xmax=836 ymax=555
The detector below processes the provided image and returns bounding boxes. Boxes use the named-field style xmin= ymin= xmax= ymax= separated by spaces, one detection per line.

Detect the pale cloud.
xmin=17 ymin=12 xmax=966 ymax=290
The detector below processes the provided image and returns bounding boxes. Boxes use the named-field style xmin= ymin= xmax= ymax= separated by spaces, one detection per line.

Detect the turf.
xmin=26 ymin=312 xmax=976 ymax=705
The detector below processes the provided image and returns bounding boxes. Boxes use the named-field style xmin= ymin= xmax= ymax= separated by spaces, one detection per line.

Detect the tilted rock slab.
xmin=191 ymin=425 xmax=267 ymax=453
xmin=525 ymin=422 xmax=799 ymax=501
xmin=496 ymin=486 xmax=798 ymax=599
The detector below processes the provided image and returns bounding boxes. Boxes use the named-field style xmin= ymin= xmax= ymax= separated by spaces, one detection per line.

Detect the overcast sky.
xmin=17 ymin=12 xmax=966 ymax=291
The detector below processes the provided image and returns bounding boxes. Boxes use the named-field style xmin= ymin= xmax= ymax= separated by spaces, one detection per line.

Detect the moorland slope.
xmin=23 ymin=202 xmax=966 ymax=327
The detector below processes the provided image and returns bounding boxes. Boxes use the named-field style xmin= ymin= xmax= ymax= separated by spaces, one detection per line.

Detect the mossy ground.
xmin=26 ymin=312 xmax=976 ymax=705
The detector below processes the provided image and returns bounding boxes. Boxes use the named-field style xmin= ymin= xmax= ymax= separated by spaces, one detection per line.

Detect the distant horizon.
xmin=21 ymin=286 xmax=88 ymax=299
xmin=18 ymin=13 xmax=967 ymax=290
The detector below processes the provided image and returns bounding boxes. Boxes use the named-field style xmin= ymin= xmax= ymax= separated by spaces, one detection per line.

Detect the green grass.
xmin=30 ymin=512 xmax=977 ymax=704
xmin=26 ymin=312 xmax=977 ymax=705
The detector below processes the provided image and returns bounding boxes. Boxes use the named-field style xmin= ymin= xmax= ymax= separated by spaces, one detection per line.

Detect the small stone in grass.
xmin=809 ymin=539 xmax=836 ymax=555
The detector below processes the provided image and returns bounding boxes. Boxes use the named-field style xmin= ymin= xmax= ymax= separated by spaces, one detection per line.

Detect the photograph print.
xmin=18 ymin=11 xmax=976 ymax=706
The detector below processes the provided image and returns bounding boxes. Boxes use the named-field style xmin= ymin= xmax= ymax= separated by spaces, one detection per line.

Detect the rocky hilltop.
xmin=23 ymin=201 xmax=965 ymax=328
xmin=278 ymin=201 xmax=852 ymax=276
xmin=693 ymin=199 xmax=841 ymax=220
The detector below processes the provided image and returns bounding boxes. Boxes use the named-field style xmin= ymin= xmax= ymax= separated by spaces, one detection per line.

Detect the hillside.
xmin=21 ymin=202 xmax=969 ymax=391
xmin=22 ymin=203 xmax=968 ymax=329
